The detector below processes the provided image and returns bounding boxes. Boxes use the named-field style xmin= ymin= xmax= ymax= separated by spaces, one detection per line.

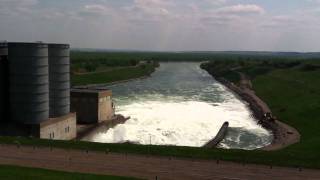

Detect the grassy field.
xmin=70 ymin=51 xmax=159 ymax=86
xmin=0 ymin=165 xmax=139 ymax=180
xmin=253 ymin=68 xmax=320 ymax=156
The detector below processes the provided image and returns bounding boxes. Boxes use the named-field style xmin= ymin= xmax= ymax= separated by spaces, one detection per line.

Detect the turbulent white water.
xmin=83 ymin=62 xmax=272 ymax=150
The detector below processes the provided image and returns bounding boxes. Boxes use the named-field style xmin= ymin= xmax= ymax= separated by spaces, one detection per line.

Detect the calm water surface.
xmin=83 ymin=62 xmax=272 ymax=150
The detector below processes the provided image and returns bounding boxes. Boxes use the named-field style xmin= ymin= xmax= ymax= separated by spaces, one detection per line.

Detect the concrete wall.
xmin=39 ymin=113 xmax=76 ymax=140
xmin=71 ymin=95 xmax=98 ymax=124
xmin=71 ymin=89 xmax=114 ymax=124
xmin=0 ymin=55 xmax=8 ymax=123
xmin=98 ymin=96 xmax=115 ymax=123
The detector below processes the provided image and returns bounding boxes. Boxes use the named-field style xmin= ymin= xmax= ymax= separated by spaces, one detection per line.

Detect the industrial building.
xmin=71 ymin=89 xmax=115 ymax=124
xmin=0 ymin=42 xmax=76 ymax=140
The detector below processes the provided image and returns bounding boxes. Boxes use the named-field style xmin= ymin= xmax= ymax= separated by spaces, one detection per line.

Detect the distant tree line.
xmin=71 ymin=51 xmax=320 ymax=73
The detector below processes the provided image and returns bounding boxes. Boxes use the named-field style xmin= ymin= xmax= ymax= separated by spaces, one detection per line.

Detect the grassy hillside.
xmin=253 ymin=68 xmax=320 ymax=154
xmin=200 ymin=59 xmax=320 ymax=168
xmin=70 ymin=51 xmax=159 ymax=86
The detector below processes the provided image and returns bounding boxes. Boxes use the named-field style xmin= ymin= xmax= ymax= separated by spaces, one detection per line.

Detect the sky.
xmin=1 ymin=0 xmax=320 ymax=52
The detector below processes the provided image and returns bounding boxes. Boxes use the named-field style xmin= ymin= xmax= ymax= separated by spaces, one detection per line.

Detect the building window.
xmin=65 ymin=126 xmax=70 ymax=133
xmin=49 ymin=132 xmax=55 ymax=139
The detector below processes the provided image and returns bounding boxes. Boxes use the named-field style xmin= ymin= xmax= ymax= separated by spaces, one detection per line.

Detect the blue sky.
xmin=1 ymin=0 xmax=320 ymax=51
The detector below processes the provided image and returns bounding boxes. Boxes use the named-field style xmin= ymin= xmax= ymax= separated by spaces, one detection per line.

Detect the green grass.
xmin=239 ymin=66 xmax=273 ymax=79
xmin=253 ymin=69 xmax=320 ymax=155
xmin=0 ymin=165 xmax=139 ymax=180
xmin=71 ymin=64 xmax=155 ymax=86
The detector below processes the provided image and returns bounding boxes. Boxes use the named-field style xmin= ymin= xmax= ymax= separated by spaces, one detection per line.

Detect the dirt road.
xmin=0 ymin=144 xmax=319 ymax=180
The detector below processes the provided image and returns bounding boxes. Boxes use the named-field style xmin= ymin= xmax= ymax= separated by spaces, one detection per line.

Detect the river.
xmin=83 ymin=62 xmax=272 ymax=150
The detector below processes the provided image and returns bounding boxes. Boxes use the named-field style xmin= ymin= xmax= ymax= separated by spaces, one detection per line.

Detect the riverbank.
xmin=71 ymin=63 xmax=156 ymax=86
xmin=72 ymin=75 xmax=150 ymax=89
xmin=215 ymin=75 xmax=300 ymax=151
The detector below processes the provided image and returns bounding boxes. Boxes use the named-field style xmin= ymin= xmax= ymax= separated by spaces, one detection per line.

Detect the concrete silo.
xmin=8 ymin=42 xmax=49 ymax=124
xmin=48 ymin=44 xmax=70 ymax=118
xmin=0 ymin=43 xmax=8 ymax=122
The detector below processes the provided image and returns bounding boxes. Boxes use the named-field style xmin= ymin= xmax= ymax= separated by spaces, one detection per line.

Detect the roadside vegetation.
xmin=0 ymin=165 xmax=139 ymax=180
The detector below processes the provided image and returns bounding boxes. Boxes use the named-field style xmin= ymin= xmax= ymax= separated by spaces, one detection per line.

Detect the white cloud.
xmin=307 ymin=0 xmax=320 ymax=4
xmin=134 ymin=0 xmax=173 ymax=7
xmin=0 ymin=0 xmax=38 ymax=16
xmin=216 ymin=4 xmax=265 ymax=15
xmin=205 ymin=0 xmax=227 ymax=6
xmin=195 ymin=4 xmax=265 ymax=28
xmin=0 ymin=0 xmax=38 ymax=6
xmin=121 ymin=0 xmax=175 ymax=24
xmin=78 ymin=4 xmax=112 ymax=17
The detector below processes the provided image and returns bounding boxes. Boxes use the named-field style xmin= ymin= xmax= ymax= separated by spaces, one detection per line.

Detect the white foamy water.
xmin=83 ymin=62 xmax=272 ymax=150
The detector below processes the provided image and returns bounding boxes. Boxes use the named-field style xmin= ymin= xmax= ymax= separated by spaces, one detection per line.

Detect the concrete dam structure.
xmin=0 ymin=42 xmax=117 ymax=141
xmin=0 ymin=42 xmax=76 ymax=140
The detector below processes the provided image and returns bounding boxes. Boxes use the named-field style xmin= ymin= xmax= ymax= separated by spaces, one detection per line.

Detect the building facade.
xmin=71 ymin=89 xmax=115 ymax=124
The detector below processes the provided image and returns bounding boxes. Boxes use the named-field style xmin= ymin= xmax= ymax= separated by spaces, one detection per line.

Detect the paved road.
xmin=0 ymin=144 xmax=319 ymax=180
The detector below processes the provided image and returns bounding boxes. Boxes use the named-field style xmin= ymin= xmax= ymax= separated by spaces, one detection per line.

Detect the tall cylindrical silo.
xmin=48 ymin=44 xmax=70 ymax=118
xmin=0 ymin=43 xmax=8 ymax=122
xmin=8 ymin=42 xmax=49 ymax=124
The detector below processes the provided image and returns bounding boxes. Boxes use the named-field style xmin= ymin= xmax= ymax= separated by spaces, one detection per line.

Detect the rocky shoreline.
xmin=215 ymin=76 xmax=300 ymax=151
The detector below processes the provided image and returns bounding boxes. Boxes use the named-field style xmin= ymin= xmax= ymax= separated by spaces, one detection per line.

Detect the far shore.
xmin=72 ymin=75 xmax=150 ymax=89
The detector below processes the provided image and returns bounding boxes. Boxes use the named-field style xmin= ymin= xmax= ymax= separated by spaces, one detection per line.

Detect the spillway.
xmin=83 ymin=62 xmax=272 ymax=150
